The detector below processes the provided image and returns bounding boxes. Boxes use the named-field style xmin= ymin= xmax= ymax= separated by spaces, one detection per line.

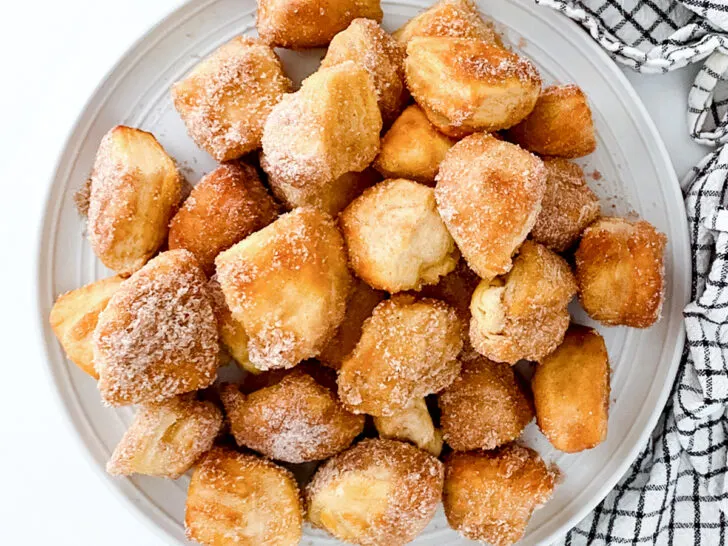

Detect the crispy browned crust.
xmin=394 ymin=0 xmax=501 ymax=46
xmin=185 ymin=447 xmax=303 ymax=546
xmin=503 ymin=240 xmax=577 ymax=315
xmin=530 ymin=158 xmax=601 ymax=252
xmin=338 ymin=295 xmax=463 ymax=416
xmin=533 ymin=325 xmax=610 ymax=453
xmin=262 ymin=62 xmax=382 ymax=210
xmin=439 ymin=356 xmax=533 ymax=451
xmin=49 ymin=275 xmax=125 ymax=379
xmin=443 ymin=445 xmax=556 ymax=546
xmin=374 ymin=104 xmax=456 ymax=184
xmin=305 ymin=438 xmax=444 ymax=545
xmin=575 ymin=217 xmax=666 ymax=328
xmin=318 ymin=279 xmax=386 ymax=370
xmin=171 ymin=36 xmax=291 ymax=161
xmin=507 ymin=84 xmax=596 ymax=158
xmin=215 ymin=207 xmax=352 ymax=370
xmin=220 ymin=370 xmax=365 ymax=463
xmin=87 ymin=126 xmax=182 ymax=275
xmin=469 ymin=240 xmax=577 ymax=364
xmin=94 ymin=250 xmax=219 ymax=406
xmin=435 ymin=133 xmax=546 ymax=280
xmin=257 ymin=0 xmax=383 ymax=48
xmin=321 ymin=18 xmax=408 ymax=123
xmin=405 ymin=37 xmax=541 ymax=137
xmin=340 ymin=179 xmax=459 ymax=292
xmin=168 ymin=163 xmax=278 ymax=275
xmin=107 ymin=395 xmax=222 ymax=478
xmin=373 ymin=397 xmax=443 ymax=456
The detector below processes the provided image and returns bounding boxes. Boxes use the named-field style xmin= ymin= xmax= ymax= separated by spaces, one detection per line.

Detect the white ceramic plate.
xmin=36 ymin=0 xmax=692 ymax=544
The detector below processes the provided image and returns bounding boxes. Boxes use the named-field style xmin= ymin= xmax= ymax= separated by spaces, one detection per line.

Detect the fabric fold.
xmin=531 ymin=0 xmax=728 ymax=543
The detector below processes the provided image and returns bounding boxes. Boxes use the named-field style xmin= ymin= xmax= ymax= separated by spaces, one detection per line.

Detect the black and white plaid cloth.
xmin=530 ymin=0 xmax=728 ymax=543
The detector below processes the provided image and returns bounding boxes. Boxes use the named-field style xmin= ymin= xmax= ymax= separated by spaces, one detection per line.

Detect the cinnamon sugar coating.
xmin=257 ymin=0 xmax=383 ymax=48
xmin=87 ymin=126 xmax=182 ymax=275
xmin=443 ymin=445 xmax=556 ymax=546
xmin=338 ymin=295 xmax=463 ymax=416
xmin=306 ymin=439 xmax=444 ymax=546
xmin=215 ymin=207 xmax=352 ymax=370
xmin=435 ymin=133 xmax=546 ymax=280
xmin=405 ymin=37 xmax=541 ymax=137
xmin=394 ymin=0 xmax=501 ymax=45
xmin=185 ymin=447 xmax=303 ymax=546
xmin=321 ymin=19 xmax=408 ymax=123
xmin=530 ymin=158 xmax=600 ymax=252
xmin=261 ymin=62 xmax=382 ymax=215
xmin=168 ymin=162 xmax=278 ymax=275
xmin=94 ymin=250 xmax=219 ymax=406
xmin=220 ymin=370 xmax=364 ymax=463
xmin=41 ymin=4 xmax=656 ymax=541
xmin=507 ymin=84 xmax=596 ymax=158
xmin=575 ymin=217 xmax=666 ymax=327
xmin=172 ymin=36 xmax=291 ymax=161
xmin=439 ymin=356 xmax=533 ymax=451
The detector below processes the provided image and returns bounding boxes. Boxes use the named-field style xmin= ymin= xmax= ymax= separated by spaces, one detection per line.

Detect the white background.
xmin=0 ymin=0 xmax=712 ymax=544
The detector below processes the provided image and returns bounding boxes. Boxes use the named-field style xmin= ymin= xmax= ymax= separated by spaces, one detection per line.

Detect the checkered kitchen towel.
xmin=531 ymin=0 xmax=728 ymax=543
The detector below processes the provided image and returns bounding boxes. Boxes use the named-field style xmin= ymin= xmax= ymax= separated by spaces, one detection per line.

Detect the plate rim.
xmin=33 ymin=0 xmax=692 ymax=544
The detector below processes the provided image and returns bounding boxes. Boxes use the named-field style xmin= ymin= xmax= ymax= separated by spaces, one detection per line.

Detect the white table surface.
xmin=0 ymin=0 xmax=712 ymax=544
